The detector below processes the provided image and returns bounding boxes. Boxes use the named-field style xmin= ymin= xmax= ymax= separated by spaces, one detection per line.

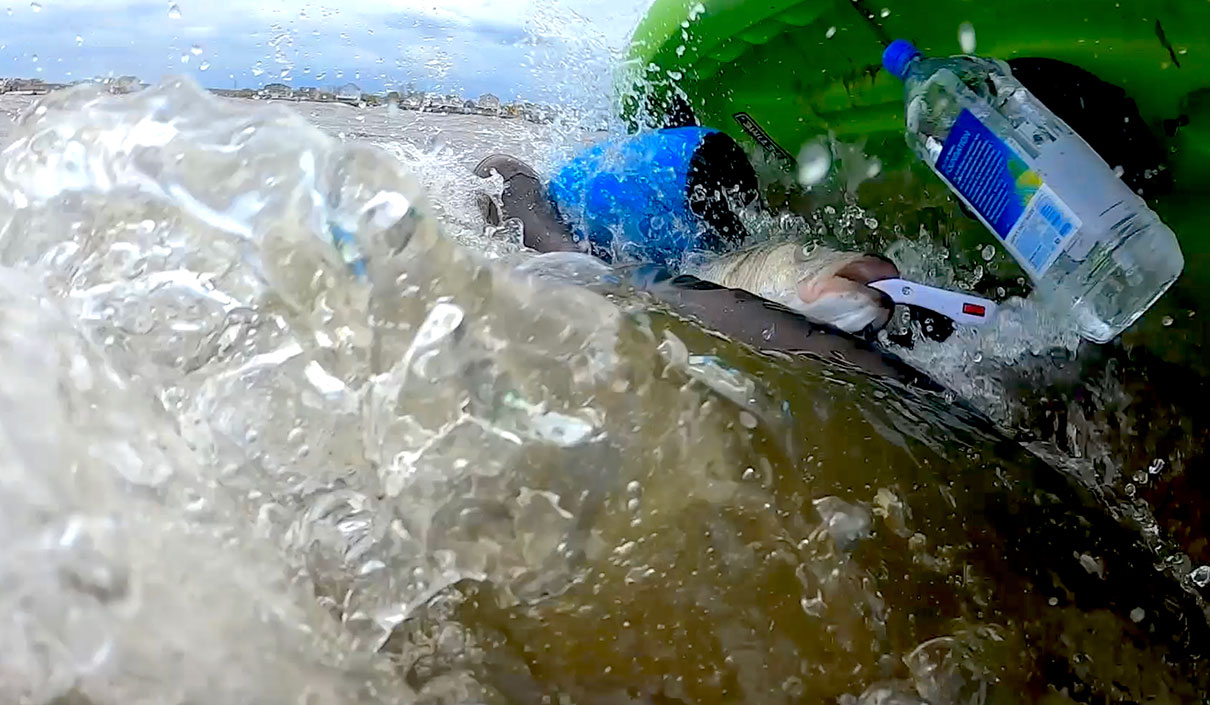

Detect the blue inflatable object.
xmin=548 ymin=127 xmax=720 ymax=267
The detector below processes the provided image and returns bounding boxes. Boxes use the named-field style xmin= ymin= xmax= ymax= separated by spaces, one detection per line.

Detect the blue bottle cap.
xmin=883 ymin=39 xmax=923 ymax=80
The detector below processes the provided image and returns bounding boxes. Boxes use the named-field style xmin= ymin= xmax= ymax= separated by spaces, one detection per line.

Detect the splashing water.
xmin=1 ymin=74 xmax=1210 ymax=704
xmin=796 ymin=139 xmax=832 ymax=187
xmin=0 ymin=77 xmax=824 ymax=700
xmin=958 ymin=22 xmax=977 ymax=53
xmin=0 ymin=88 xmax=408 ymax=699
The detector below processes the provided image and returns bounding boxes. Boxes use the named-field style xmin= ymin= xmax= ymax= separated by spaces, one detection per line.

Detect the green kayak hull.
xmin=623 ymin=0 xmax=1210 ymax=188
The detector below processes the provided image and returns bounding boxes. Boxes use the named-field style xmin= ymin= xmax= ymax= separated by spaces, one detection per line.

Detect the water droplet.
xmin=75 ymin=34 xmax=82 ymax=46
xmin=800 ymin=594 xmax=826 ymax=617
xmin=1191 ymin=565 xmax=1210 ymax=588
xmin=1162 ymin=315 xmax=1174 ymax=327
xmin=251 ymin=64 xmax=264 ymax=77
xmin=279 ymin=67 xmax=290 ymax=78
xmin=167 ymin=3 xmax=181 ymax=19
xmin=180 ymin=54 xmax=189 ymax=64
xmin=30 ymin=53 xmax=37 ymax=62
xmin=1130 ymin=607 xmax=1145 ymax=623
xmin=29 ymin=1 xmax=40 ymax=12
xmin=825 ymin=26 xmax=837 ymax=39
xmin=190 ymin=44 xmax=202 ymax=55
xmin=5 ymin=8 xmax=10 ymax=15
xmin=183 ymin=489 xmax=208 ymax=513
xmin=335 ymin=69 xmax=344 ymax=78
xmin=879 ymin=7 xmax=890 ymax=17
xmin=626 ymin=480 xmax=641 ymax=494
xmin=981 ymin=244 xmax=996 ymax=261
xmin=1047 ymin=596 xmax=1058 ymax=606
xmin=796 ymin=140 xmax=831 ymax=187
xmin=1148 ymin=458 xmax=1166 ymax=475
xmin=1124 ymin=483 xmax=1136 ymax=497
xmin=958 ymin=21 xmax=977 ymax=53
xmin=199 ymin=60 xmax=210 ymax=71
xmin=626 ymin=498 xmax=640 ymax=512
xmin=1112 ymin=164 xmax=1125 ymax=178
xmin=315 ymin=71 xmax=326 ymax=80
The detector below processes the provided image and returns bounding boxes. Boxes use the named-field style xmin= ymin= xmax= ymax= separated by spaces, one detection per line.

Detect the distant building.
xmin=424 ymin=93 xmax=465 ymax=113
xmin=519 ymin=101 xmax=553 ymax=124
xmin=400 ymin=92 xmax=424 ymax=110
xmin=260 ymin=83 xmax=293 ymax=100
xmin=211 ymin=88 xmax=258 ymax=100
xmin=5 ymin=78 xmax=49 ymax=94
xmin=102 ymin=75 xmax=143 ymax=94
xmin=336 ymin=83 xmax=361 ymax=104
xmin=477 ymin=93 xmax=501 ymax=114
xmin=295 ymin=86 xmax=320 ymax=101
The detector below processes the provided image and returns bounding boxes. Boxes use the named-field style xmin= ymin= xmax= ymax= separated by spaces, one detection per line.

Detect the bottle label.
xmin=937 ymin=109 xmax=1081 ymax=276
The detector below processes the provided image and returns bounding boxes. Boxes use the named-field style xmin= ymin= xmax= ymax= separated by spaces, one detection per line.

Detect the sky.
xmin=0 ymin=0 xmax=654 ymax=101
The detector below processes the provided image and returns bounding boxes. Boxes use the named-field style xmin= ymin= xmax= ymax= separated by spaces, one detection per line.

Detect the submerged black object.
xmin=1008 ymin=57 xmax=1172 ymax=200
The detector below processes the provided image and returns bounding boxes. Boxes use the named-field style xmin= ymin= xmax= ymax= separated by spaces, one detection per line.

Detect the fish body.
xmin=691 ymin=241 xmax=896 ymax=333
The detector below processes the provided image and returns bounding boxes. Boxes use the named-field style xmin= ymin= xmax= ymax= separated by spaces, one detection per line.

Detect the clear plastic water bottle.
xmin=883 ymin=39 xmax=1184 ymax=343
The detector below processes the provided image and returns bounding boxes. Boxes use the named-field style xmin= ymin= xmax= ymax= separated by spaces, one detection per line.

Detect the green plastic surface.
xmin=624 ymin=0 xmax=1210 ymax=191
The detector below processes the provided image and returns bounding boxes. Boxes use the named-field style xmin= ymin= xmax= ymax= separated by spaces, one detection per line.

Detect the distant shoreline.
xmin=237 ymin=95 xmax=551 ymax=124
xmin=0 ymin=77 xmax=557 ymax=125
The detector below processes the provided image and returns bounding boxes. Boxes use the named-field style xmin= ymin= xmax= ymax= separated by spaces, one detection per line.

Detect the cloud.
xmin=0 ymin=0 xmax=652 ymax=101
